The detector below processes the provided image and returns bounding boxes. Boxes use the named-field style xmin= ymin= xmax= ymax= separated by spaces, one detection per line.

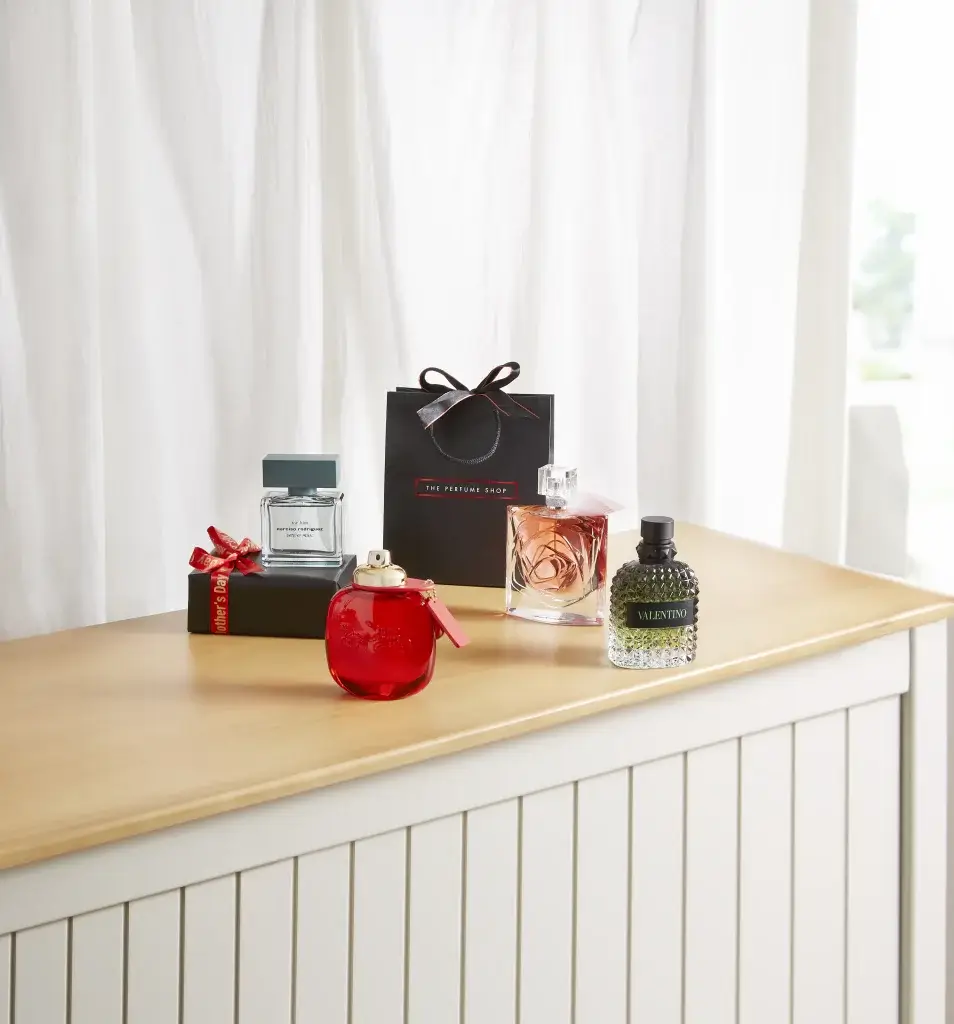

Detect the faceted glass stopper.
xmin=538 ymin=464 xmax=578 ymax=508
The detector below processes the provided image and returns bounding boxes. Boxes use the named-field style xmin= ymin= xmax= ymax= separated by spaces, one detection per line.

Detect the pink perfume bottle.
xmin=325 ymin=550 xmax=469 ymax=700
xmin=505 ymin=465 xmax=614 ymax=626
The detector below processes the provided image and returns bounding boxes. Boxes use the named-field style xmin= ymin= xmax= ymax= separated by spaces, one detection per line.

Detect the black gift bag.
xmin=383 ymin=362 xmax=554 ymax=587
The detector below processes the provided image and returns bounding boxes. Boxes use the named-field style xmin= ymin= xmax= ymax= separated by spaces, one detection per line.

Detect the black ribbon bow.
xmin=416 ymin=361 xmax=535 ymax=430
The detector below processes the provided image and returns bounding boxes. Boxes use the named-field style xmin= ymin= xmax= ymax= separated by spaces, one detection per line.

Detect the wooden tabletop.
xmin=1 ymin=524 xmax=951 ymax=870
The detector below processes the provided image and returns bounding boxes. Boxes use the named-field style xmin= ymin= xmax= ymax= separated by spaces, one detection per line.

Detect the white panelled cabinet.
xmin=1 ymin=525 xmax=952 ymax=1023
xmin=0 ymin=624 xmax=950 ymax=1023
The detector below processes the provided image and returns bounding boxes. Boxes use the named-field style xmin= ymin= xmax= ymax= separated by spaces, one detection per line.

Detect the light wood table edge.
xmin=2 ymin=601 xmax=951 ymax=872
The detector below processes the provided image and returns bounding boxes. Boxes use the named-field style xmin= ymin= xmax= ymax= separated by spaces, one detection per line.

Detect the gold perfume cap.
xmin=353 ymin=550 xmax=408 ymax=587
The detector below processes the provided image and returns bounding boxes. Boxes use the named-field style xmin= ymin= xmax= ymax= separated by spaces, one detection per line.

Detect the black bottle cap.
xmin=640 ymin=516 xmax=675 ymax=543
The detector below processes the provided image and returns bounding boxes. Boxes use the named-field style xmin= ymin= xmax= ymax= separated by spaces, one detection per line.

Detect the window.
xmin=848 ymin=0 xmax=954 ymax=590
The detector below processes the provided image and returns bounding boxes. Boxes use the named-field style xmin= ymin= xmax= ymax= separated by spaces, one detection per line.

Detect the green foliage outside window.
xmin=853 ymin=200 xmax=916 ymax=351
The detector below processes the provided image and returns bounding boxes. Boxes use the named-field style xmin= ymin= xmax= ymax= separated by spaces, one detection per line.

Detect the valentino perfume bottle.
xmin=505 ymin=465 xmax=610 ymax=626
xmin=325 ymin=550 xmax=469 ymax=700
xmin=260 ymin=454 xmax=344 ymax=568
xmin=608 ymin=516 xmax=699 ymax=668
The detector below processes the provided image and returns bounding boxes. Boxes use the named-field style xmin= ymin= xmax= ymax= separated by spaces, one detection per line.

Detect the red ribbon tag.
xmin=188 ymin=526 xmax=263 ymax=635
xmin=397 ymin=579 xmax=470 ymax=648
xmin=425 ymin=592 xmax=470 ymax=648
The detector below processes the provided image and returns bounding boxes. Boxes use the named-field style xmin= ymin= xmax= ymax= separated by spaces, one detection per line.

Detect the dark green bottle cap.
xmin=263 ymin=454 xmax=339 ymax=489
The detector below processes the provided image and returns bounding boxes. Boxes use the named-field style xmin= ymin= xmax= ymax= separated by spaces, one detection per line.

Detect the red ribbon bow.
xmin=190 ymin=526 xmax=263 ymax=577
xmin=189 ymin=527 xmax=263 ymax=634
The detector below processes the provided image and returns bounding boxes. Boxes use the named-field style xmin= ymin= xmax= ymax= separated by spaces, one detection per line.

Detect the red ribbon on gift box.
xmin=189 ymin=526 xmax=263 ymax=635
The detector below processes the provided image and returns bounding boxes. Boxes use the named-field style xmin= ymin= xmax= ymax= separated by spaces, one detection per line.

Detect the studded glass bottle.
xmin=608 ymin=516 xmax=699 ymax=668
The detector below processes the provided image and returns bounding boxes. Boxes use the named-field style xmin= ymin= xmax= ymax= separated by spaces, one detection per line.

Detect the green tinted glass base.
xmin=607 ymin=631 xmax=696 ymax=669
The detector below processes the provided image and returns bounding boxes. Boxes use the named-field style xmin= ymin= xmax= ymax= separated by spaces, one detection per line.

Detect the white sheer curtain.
xmin=703 ymin=0 xmax=856 ymax=561
xmin=0 ymin=0 xmax=856 ymax=640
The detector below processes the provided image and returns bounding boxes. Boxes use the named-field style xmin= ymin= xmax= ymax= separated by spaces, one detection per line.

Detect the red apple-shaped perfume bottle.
xmin=325 ymin=550 xmax=469 ymax=700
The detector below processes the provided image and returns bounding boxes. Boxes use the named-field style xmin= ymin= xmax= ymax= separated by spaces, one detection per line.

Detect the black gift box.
xmin=187 ymin=555 xmax=357 ymax=638
xmin=383 ymin=364 xmax=554 ymax=587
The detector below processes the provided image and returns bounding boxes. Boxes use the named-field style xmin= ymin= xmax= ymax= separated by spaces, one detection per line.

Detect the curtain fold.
xmin=0 ymin=0 xmax=857 ymax=640
xmin=783 ymin=0 xmax=857 ymax=563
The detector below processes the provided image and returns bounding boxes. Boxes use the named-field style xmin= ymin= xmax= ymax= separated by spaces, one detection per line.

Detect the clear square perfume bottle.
xmin=260 ymin=454 xmax=344 ymax=568
xmin=505 ymin=465 xmax=610 ymax=626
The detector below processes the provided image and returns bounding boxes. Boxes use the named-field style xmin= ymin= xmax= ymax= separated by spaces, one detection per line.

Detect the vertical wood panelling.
xmin=847 ymin=697 xmax=900 ymax=1024
xmin=13 ymin=920 xmax=68 ymax=1024
xmin=127 ymin=890 xmax=180 ymax=1024
xmin=237 ymin=860 xmax=293 ymax=1024
xmin=0 ymin=934 xmax=10 ymax=1024
xmin=630 ymin=755 xmax=685 ymax=1024
xmin=463 ymin=799 xmax=519 ymax=1024
xmin=684 ymin=740 xmax=739 ymax=1024
xmin=738 ymin=726 xmax=793 ymax=1024
xmin=352 ymin=830 xmax=407 ymax=1024
xmin=182 ymin=875 xmax=236 ymax=1024
xmin=519 ymin=784 xmax=574 ymax=1024
xmin=904 ymin=621 xmax=948 ymax=1024
xmin=793 ymin=711 xmax=847 ymax=1024
xmin=0 ymin=683 xmax=912 ymax=1024
xmin=408 ymin=815 xmax=463 ymax=1023
xmin=575 ymin=770 xmax=629 ymax=1024
xmin=71 ymin=905 xmax=124 ymax=1024
xmin=296 ymin=845 xmax=351 ymax=1024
